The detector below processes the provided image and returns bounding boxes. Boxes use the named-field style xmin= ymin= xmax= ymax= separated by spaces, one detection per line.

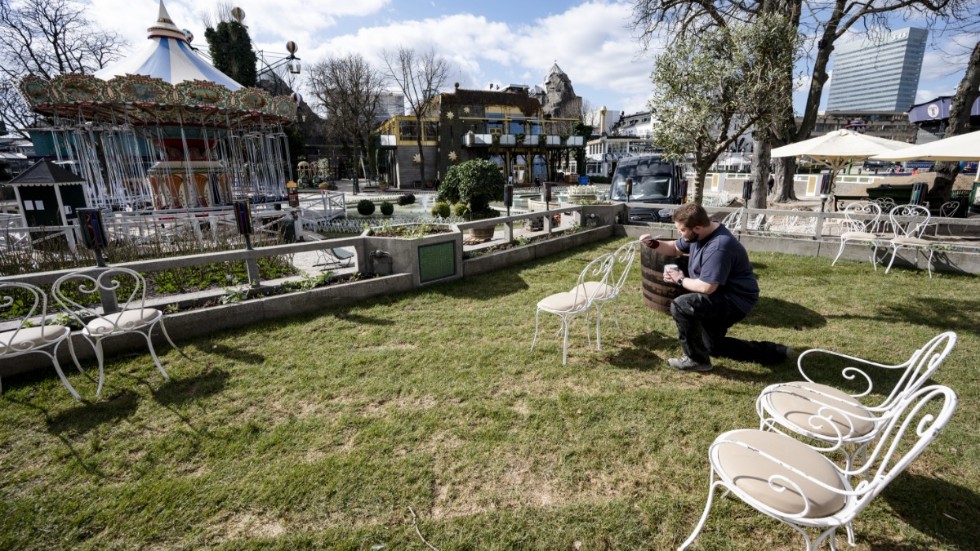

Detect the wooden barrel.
xmin=640 ymin=246 xmax=688 ymax=313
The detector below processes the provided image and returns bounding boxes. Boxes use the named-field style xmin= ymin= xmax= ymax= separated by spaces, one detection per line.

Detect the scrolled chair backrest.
xmin=570 ymin=253 xmax=614 ymax=306
xmin=873 ymin=197 xmax=896 ymax=210
xmin=878 ymin=331 xmax=956 ymax=411
xmin=848 ymin=385 xmax=957 ymax=494
xmin=608 ymin=241 xmax=639 ymax=293
xmin=52 ymin=267 xmax=149 ymax=327
xmin=939 ymin=200 xmax=960 ymax=218
xmin=888 ymin=204 xmax=931 ymax=238
xmin=0 ymin=282 xmax=57 ymax=355
xmin=843 ymin=201 xmax=881 ymax=233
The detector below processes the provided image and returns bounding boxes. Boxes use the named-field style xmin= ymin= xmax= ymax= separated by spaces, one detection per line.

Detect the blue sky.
xmin=89 ymin=0 xmax=976 ymax=118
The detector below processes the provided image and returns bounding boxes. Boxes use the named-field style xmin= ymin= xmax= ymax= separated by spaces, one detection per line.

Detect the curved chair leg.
xmin=530 ymin=309 xmax=541 ymax=352
xmin=869 ymin=242 xmax=879 ymax=271
xmin=885 ymin=244 xmax=900 ymax=274
xmin=94 ymin=340 xmax=106 ymax=398
xmin=156 ymin=318 xmax=190 ymax=360
xmin=66 ymin=335 xmax=86 ymax=376
xmin=594 ymin=305 xmax=603 ymax=351
xmin=831 ymin=239 xmax=848 ymax=267
xmin=678 ymin=475 xmax=723 ymax=550
xmin=142 ymin=329 xmax=170 ymax=380
xmin=561 ymin=315 xmax=570 ymax=366
xmin=48 ymin=343 xmax=81 ymax=400
xmin=925 ymin=247 xmax=934 ymax=278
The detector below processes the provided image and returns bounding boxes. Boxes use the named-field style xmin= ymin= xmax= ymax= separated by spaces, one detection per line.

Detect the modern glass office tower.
xmin=826 ymin=27 xmax=928 ymax=112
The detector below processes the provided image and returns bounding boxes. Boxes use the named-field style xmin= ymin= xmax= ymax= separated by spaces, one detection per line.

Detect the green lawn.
xmin=2 ymin=237 xmax=978 ymax=550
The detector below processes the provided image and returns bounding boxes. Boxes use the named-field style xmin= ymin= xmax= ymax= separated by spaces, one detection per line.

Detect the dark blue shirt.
xmin=675 ymin=224 xmax=759 ymax=313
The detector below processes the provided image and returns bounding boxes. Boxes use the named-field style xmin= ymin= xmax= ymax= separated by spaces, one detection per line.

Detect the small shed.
xmin=6 ymin=160 xmax=88 ymax=227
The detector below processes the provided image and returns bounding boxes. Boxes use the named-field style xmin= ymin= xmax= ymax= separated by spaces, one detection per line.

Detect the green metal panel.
xmin=418 ymin=241 xmax=455 ymax=283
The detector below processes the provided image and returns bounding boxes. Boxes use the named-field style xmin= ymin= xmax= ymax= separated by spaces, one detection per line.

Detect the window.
xmin=423 ymin=121 xmax=439 ymax=140
xmin=399 ymin=121 xmax=419 ymax=140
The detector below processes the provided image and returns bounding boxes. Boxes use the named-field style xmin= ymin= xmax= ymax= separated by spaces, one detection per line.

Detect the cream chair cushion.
xmin=0 ymin=325 xmax=70 ymax=353
xmin=571 ymin=281 xmax=614 ymax=300
xmin=86 ymin=309 xmax=161 ymax=335
xmin=767 ymin=382 xmax=876 ymax=438
xmin=537 ymin=292 xmax=588 ymax=313
xmin=716 ymin=429 xmax=847 ymax=518
xmin=840 ymin=231 xmax=878 ymax=241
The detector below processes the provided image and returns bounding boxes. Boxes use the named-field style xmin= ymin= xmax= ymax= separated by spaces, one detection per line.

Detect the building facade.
xmin=377 ymin=66 xmax=586 ymax=188
xmin=826 ymin=27 xmax=927 ymax=112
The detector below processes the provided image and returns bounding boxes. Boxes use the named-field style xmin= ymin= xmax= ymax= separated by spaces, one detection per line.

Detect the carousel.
xmin=17 ymin=0 xmax=296 ymax=212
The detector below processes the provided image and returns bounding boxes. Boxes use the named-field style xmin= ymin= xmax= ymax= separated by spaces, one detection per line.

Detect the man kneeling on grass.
xmin=640 ymin=202 xmax=790 ymax=372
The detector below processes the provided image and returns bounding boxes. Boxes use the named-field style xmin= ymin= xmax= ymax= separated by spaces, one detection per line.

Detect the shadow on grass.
xmin=605 ymin=331 xmax=675 ymax=371
xmin=876 ymin=472 xmax=980 ymax=551
xmin=46 ymin=389 xmax=140 ymax=436
xmin=195 ymin=341 xmax=266 ymax=364
xmin=334 ymin=311 xmax=395 ymax=326
xmin=434 ymin=270 xmax=530 ymax=300
xmin=152 ymin=368 xmax=229 ymax=405
xmin=742 ymin=297 xmax=826 ymax=329
xmin=877 ymin=298 xmax=980 ymax=333
xmin=826 ymin=297 xmax=980 ymax=333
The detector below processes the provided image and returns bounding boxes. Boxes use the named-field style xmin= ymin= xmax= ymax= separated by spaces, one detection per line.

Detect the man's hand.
xmin=639 ymin=234 xmax=660 ymax=249
xmin=664 ymin=266 xmax=683 ymax=284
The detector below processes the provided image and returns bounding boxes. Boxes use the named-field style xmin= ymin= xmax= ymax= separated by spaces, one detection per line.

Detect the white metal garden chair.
xmin=52 ymin=267 xmax=183 ymax=398
xmin=884 ymin=204 xmax=935 ymax=277
xmin=572 ymin=240 xmax=639 ymax=350
xmin=531 ymin=253 xmax=613 ymax=365
xmin=755 ymin=331 xmax=955 ymax=471
xmin=680 ymin=385 xmax=957 ymax=551
xmin=936 ymin=200 xmax=960 ymax=236
xmin=831 ymin=202 xmax=883 ymax=269
xmin=0 ymin=282 xmax=81 ymax=400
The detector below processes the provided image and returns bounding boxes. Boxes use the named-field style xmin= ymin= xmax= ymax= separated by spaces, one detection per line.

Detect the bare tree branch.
xmin=382 ymin=47 xmax=450 ymax=186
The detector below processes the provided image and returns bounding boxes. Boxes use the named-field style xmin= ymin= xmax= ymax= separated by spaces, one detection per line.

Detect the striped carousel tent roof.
xmin=94 ymin=0 xmax=242 ymax=91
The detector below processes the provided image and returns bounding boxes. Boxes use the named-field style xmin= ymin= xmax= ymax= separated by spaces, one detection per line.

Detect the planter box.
xmin=362 ymin=224 xmax=464 ymax=286
xmin=463 ymin=226 xmax=615 ymax=277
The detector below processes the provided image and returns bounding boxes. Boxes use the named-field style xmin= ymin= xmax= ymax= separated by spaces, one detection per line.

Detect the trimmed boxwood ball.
xmin=357 ymin=199 xmax=376 ymax=216
xmin=431 ymin=201 xmax=451 ymax=218
xmin=380 ymin=201 xmax=394 ymax=216
xmin=453 ymin=202 xmax=470 ymax=218
xmin=397 ymin=193 xmax=416 ymax=206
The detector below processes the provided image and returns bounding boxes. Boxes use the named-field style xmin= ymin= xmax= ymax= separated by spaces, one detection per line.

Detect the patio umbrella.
xmin=871 ymin=129 xmax=980 ymax=161
xmin=771 ymin=129 xmax=911 ymax=209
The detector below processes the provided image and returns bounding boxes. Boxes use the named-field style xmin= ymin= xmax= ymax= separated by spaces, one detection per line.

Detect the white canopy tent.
xmin=771 ymin=129 xmax=911 ymax=209
xmin=872 ymin=129 xmax=980 ymax=162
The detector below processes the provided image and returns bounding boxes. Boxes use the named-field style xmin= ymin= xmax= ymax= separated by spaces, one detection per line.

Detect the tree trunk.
xmin=933 ymin=41 xmax=980 ymax=201
xmin=774 ymin=156 xmax=798 ymax=202
xmin=750 ymin=135 xmax=771 ymax=209
xmin=415 ymin=136 xmax=426 ymax=189
xmin=693 ymin=163 xmax=709 ymax=205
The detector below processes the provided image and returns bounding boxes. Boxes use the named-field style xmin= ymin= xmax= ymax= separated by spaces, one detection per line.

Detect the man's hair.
xmin=673 ymin=202 xmax=711 ymax=228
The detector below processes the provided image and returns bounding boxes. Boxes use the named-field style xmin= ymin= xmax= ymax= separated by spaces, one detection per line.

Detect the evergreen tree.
xmin=204 ymin=20 xmax=256 ymax=88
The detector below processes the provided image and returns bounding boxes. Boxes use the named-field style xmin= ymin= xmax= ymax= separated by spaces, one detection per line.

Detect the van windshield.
xmin=610 ymin=158 xmax=674 ymax=201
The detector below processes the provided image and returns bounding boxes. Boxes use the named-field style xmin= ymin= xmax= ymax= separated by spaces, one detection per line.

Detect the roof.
xmin=7 ymin=160 xmax=85 ymax=186
xmin=440 ymin=88 xmax=542 ymax=117
xmin=93 ymin=0 xmax=242 ymax=91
